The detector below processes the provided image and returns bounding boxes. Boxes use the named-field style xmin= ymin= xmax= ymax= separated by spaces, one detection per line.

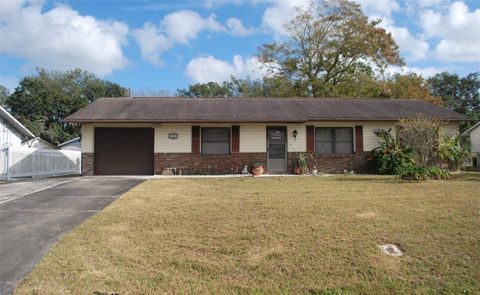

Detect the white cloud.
xmin=161 ymin=10 xmax=224 ymax=44
xmin=261 ymin=0 xmax=307 ymax=37
xmin=0 ymin=0 xmax=129 ymax=77
xmin=133 ymin=10 xmax=224 ymax=66
xmin=132 ymin=23 xmax=171 ymax=67
xmin=420 ymin=1 xmax=480 ymax=62
xmin=385 ymin=26 xmax=429 ymax=60
xmin=386 ymin=65 xmax=448 ymax=77
xmin=357 ymin=0 xmax=400 ymax=22
xmin=186 ymin=55 xmax=266 ymax=83
xmin=226 ymin=17 xmax=255 ymax=36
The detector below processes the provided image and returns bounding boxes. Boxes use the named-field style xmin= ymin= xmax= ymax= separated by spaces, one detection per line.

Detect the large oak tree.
xmin=257 ymin=0 xmax=404 ymax=96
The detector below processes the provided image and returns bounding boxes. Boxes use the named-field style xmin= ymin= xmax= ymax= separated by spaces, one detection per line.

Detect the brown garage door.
xmin=94 ymin=128 xmax=154 ymax=175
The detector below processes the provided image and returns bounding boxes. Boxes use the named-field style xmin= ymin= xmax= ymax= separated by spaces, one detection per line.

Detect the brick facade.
xmin=154 ymin=153 xmax=267 ymax=175
xmin=81 ymin=153 xmax=94 ymax=176
xmin=287 ymin=152 xmax=368 ymax=173
xmin=154 ymin=152 xmax=368 ymax=175
xmin=82 ymin=152 xmax=369 ymax=175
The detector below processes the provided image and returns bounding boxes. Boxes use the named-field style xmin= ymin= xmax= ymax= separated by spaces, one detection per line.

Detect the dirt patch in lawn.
xmin=356 ymin=212 xmax=378 ymax=219
xmin=15 ymin=173 xmax=480 ymax=294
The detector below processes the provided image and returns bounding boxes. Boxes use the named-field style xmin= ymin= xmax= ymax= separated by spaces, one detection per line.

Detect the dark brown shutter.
xmin=355 ymin=125 xmax=363 ymax=153
xmin=306 ymin=125 xmax=315 ymax=153
xmin=231 ymin=125 xmax=240 ymax=153
xmin=192 ymin=126 xmax=200 ymax=154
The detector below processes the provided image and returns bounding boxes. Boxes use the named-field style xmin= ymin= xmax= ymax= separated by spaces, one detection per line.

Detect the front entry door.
xmin=267 ymin=126 xmax=287 ymax=172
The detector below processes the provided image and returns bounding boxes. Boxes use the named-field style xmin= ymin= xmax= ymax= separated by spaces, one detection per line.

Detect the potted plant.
xmin=252 ymin=161 xmax=264 ymax=176
xmin=293 ymin=153 xmax=309 ymax=174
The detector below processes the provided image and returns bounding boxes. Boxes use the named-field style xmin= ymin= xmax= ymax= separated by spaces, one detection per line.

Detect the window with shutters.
xmin=201 ymin=127 xmax=230 ymax=155
xmin=315 ymin=127 xmax=353 ymax=154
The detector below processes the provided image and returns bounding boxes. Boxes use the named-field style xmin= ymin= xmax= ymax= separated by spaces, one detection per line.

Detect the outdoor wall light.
xmin=293 ymin=129 xmax=298 ymax=140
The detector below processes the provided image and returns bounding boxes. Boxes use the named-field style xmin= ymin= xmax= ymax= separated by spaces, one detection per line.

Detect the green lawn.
xmin=16 ymin=174 xmax=480 ymax=294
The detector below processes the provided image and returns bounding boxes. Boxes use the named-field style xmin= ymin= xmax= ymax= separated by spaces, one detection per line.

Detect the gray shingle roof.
xmin=65 ymin=97 xmax=470 ymax=123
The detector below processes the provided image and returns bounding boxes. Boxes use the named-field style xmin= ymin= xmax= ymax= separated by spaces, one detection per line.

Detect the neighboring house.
xmin=1 ymin=106 xmax=72 ymax=180
xmin=58 ymin=137 xmax=81 ymax=151
xmin=462 ymin=121 xmax=480 ymax=169
xmin=1 ymin=106 xmax=53 ymax=150
xmin=65 ymin=97 xmax=469 ymax=176
xmin=1 ymin=105 xmax=35 ymax=148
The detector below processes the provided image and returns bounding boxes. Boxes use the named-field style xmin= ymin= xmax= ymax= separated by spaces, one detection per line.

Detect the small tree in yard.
xmin=397 ymin=115 xmax=441 ymax=167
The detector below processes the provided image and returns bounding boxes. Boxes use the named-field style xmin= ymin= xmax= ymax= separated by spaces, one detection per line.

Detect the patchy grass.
xmin=16 ymin=173 xmax=480 ymax=294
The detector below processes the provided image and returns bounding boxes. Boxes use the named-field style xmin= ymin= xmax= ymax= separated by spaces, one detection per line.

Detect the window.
xmin=315 ymin=127 xmax=353 ymax=154
xmin=201 ymin=127 xmax=230 ymax=155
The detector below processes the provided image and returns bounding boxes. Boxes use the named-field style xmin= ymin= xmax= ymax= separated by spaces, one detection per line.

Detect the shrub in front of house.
xmin=367 ymin=125 xmax=452 ymax=180
xmin=396 ymin=164 xmax=450 ymax=181
xmin=367 ymin=129 xmax=413 ymax=175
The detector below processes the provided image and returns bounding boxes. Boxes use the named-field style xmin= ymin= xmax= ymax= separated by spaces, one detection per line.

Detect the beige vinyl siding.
xmin=363 ymin=123 xmax=396 ymax=151
xmin=155 ymin=125 xmax=191 ymax=153
xmin=240 ymin=125 xmax=266 ymax=153
xmin=287 ymin=125 xmax=306 ymax=152
xmin=81 ymin=125 xmax=94 ymax=153
xmin=440 ymin=122 xmax=459 ymax=137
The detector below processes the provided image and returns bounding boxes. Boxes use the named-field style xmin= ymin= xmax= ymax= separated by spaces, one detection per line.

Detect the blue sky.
xmin=0 ymin=0 xmax=479 ymax=95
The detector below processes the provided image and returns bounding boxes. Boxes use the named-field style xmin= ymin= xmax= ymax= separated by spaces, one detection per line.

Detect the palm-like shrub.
xmin=438 ymin=134 xmax=471 ymax=170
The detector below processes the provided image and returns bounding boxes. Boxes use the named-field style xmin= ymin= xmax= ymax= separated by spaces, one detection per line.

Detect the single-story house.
xmin=1 ymin=106 xmax=52 ymax=149
xmin=462 ymin=121 xmax=480 ymax=169
xmin=58 ymin=137 xmax=81 ymax=151
xmin=65 ymin=97 xmax=469 ymax=176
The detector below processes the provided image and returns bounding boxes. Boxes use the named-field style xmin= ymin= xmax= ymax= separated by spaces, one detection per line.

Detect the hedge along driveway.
xmin=15 ymin=174 xmax=480 ymax=294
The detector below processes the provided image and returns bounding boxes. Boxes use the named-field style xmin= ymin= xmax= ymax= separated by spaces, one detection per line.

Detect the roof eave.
xmin=58 ymin=137 xmax=81 ymax=147
xmin=64 ymin=117 xmax=470 ymax=124
xmin=462 ymin=120 xmax=480 ymax=135
xmin=0 ymin=106 xmax=35 ymax=139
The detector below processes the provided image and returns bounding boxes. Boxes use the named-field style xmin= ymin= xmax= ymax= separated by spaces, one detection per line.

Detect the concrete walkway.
xmin=0 ymin=177 xmax=144 ymax=295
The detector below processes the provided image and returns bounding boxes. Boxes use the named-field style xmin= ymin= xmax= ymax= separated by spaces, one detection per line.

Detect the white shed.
xmin=1 ymin=106 xmax=54 ymax=149
xmin=1 ymin=106 xmax=35 ymax=148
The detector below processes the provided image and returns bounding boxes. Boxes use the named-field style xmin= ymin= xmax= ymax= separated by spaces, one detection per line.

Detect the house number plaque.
xmin=168 ymin=132 xmax=179 ymax=140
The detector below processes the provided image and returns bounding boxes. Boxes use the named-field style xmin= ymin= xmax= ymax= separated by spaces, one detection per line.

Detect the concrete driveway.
xmin=0 ymin=177 xmax=144 ymax=295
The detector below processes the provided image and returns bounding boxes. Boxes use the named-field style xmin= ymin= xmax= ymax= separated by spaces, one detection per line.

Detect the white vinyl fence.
xmin=0 ymin=146 xmax=81 ymax=180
